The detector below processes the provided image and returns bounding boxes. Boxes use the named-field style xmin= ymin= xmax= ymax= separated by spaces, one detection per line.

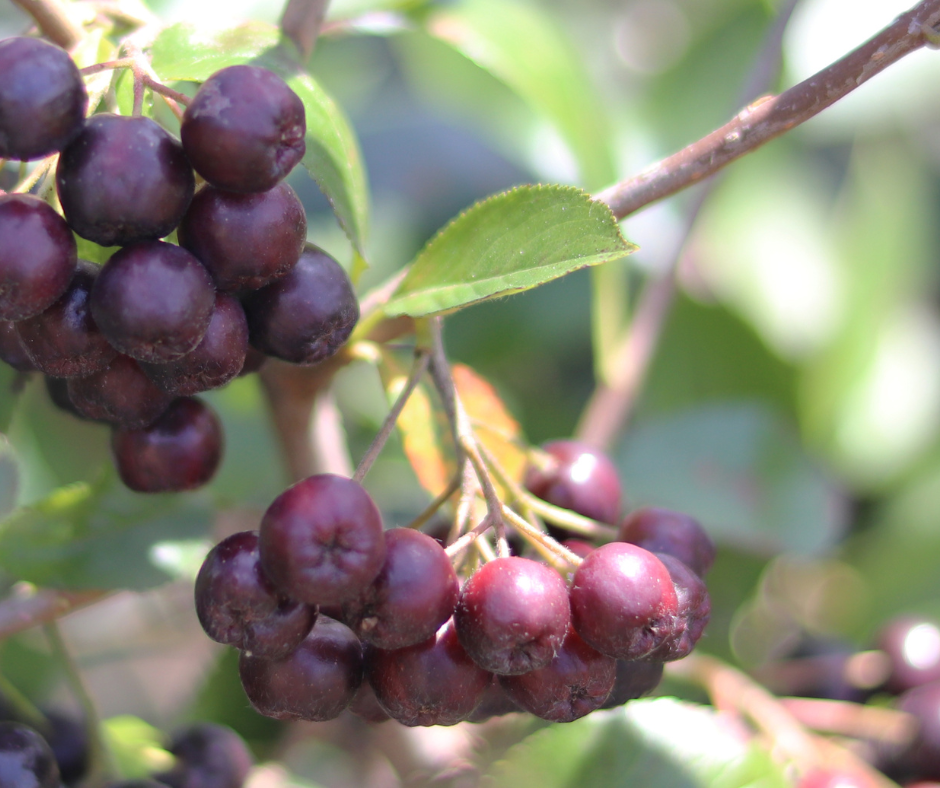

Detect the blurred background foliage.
xmin=2 ymin=0 xmax=940 ymax=784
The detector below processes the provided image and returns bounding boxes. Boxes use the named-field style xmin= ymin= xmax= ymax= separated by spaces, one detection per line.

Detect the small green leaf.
xmin=386 ymin=185 xmax=635 ymax=317
xmin=103 ymin=715 xmax=173 ymax=779
xmin=149 ymin=22 xmax=282 ymax=81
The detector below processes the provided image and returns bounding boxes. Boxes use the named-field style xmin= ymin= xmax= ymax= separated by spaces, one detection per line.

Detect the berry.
xmin=876 ymin=616 xmax=940 ymax=695
xmin=500 ymin=626 xmax=616 ymax=723
xmin=141 ymin=293 xmax=248 ymax=396
xmin=347 ymin=676 xmax=391 ymax=723
xmin=237 ymin=346 xmax=266 ymax=377
xmin=0 ymin=721 xmax=60 ymax=788
xmin=111 ymin=397 xmax=222 ymax=493
xmin=0 ymin=194 xmax=76 ymax=321
xmin=90 ymin=241 xmax=215 ymax=364
xmin=798 ymin=769 xmax=869 ymax=788
xmin=895 ymin=682 xmax=940 ymax=780
xmin=367 ymin=620 xmax=491 ymax=726
xmin=195 ymin=531 xmax=316 ymax=659
xmin=600 ymin=659 xmax=664 ymax=709
xmin=43 ymin=711 xmax=87 ymax=786
xmin=0 ymin=321 xmax=34 ymax=371
xmin=0 ymin=37 xmax=87 ymax=161
xmin=56 ymin=114 xmax=194 ymax=247
xmin=618 ymin=507 xmax=716 ymax=577
xmin=258 ymin=474 xmax=385 ymax=606
xmin=454 ymin=556 xmax=570 ymax=675
xmin=243 ymin=244 xmax=358 ymax=366
xmin=239 ymin=616 xmax=363 ymax=722
xmin=177 ymin=182 xmax=306 ymax=292
xmin=341 ymin=528 xmax=459 ymax=650
xmin=646 ymin=553 xmax=710 ymax=662
xmin=156 ymin=723 xmax=252 ymax=788
xmin=67 ymin=354 xmax=171 ymax=429
xmin=16 ymin=260 xmax=116 ymax=377
xmin=525 ymin=440 xmax=622 ymax=527
xmin=181 ymin=65 xmax=305 ymax=193
xmin=570 ymin=542 xmax=679 ymax=660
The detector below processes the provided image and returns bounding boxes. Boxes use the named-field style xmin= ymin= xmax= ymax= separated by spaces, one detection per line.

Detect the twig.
xmin=405 ymin=470 xmax=461 ymax=531
xmin=0 ymin=587 xmax=107 ymax=640
xmin=779 ymin=697 xmax=916 ymax=747
xmin=500 ymin=506 xmax=582 ymax=570
xmin=12 ymin=156 xmax=57 ymax=194
xmin=280 ymin=0 xmax=330 ymax=60
xmin=10 ymin=0 xmax=85 ymax=49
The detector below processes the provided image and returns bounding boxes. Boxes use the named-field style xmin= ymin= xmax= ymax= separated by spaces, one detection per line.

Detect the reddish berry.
xmin=619 ymin=507 xmax=716 ymax=577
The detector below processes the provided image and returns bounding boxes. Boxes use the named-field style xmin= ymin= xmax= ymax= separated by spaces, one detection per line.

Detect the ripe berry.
xmin=56 ymin=114 xmax=194 ymax=247
xmin=367 ymin=620 xmax=491 ymax=726
xmin=90 ymin=241 xmax=215 ymax=364
xmin=619 ymin=507 xmax=716 ymax=577
xmin=0 ymin=321 xmax=34 ymax=371
xmin=177 ymin=183 xmax=306 ymax=292
xmin=525 ymin=440 xmax=622 ymax=526
xmin=16 ymin=261 xmax=116 ymax=377
xmin=647 ymin=553 xmax=710 ymax=662
xmin=67 ymin=354 xmax=171 ymax=429
xmin=43 ymin=711 xmax=87 ymax=786
xmin=239 ymin=616 xmax=363 ymax=722
xmin=195 ymin=531 xmax=316 ymax=659
xmin=0 ymin=721 xmax=60 ymax=788
xmin=238 ymin=346 xmax=266 ymax=377
xmin=341 ymin=528 xmax=458 ymax=650
xmin=141 ymin=293 xmax=248 ymax=396
xmin=600 ymin=659 xmax=664 ymax=709
xmin=466 ymin=675 xmax=521 ymax=722
xmin=500 ymin=626 xmax=616 ymax=723
xmin=894 ymin=682 xmax=940 ymax=779
xmin=347 ymin=672 xmax=391 ymax=723
xmin=258 ymin=474 xmax=385 ymax=606
xmin=181 ymin=65 xmax=305 ymax=193
xmin=570 ymin=542 xmax=679 ymax=660
xmin=875 ymin=616 xmax=940 ymax=695
xmin=454 ymin=556 xmax=570 ymax=675
xmin=156 ymin=723 xmax=253 ymax=788
xmin=0 ymin=37 xmax=87 ymax=161
xmin=798 ymin=769 xmax=869 ymax=788
xmin=0 ymin=194 xmax=76 ymax=321
xmin=243 ymin=245 xmax=358 ymax=366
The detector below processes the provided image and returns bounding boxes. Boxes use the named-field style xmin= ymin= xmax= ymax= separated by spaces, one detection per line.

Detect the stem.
xmin=132 ymin=66 xmax=145 ymax=117
xmin=280 ymin=0 xmax=331 ymax=60
xmin=500 ymin=506 xmax=583 ymax=569
xmin=405 ymin=470 xmax=461 ymax=530
xmin=0 ymin=587 xmax=107 ymax=640
xmin=353 ymin=349 xmax=430 ymax=484
xmin=12 ymin=156 xmax=57 ymax=194
xmin=79 ymin=59 xmax=135 ymax=76
xmin=779 ymin=697 xmax=916 ymax=747
xmin=0 ymin=671 xmax=49 ymax=733
xmin=142 ymin=75 xmax=191 ymax=107
xmin=444 ymin=514 xmax=495 ymax=560
xmin=10 ymin=0 xmax=84 ymax=49
xmin=596 ymin=0 xmax=940 ymax=220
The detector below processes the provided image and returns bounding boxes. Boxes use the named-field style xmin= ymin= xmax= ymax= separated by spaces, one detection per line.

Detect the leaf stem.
xmin=0 ymin=586 xmax=107 ymax=640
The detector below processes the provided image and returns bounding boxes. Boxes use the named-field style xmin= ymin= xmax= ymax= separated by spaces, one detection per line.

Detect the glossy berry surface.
xmin=0 ymin=194 xmax=76 ymax=321
xmin=0 ymin=321 xmax=34 ymax=371
xmin=876 ymin=616 xmax=940 ymax=695
xmin=368 ymin=620 xmax=491 ymax=727
xmin=181 ymin=65 xmax=305 ymax=193
xmin=57 ymin=114 xmax=194 ymax=247
xmin=0 ymin=721 xmax=60 ymax=788
xmin=244 ymin=244 xmax=359 ymax=366
xmin=500 ymin=626 xmax=616 ymax=723
xmin=141 ymin=293 xmax=248 ymax=396
xmin=90 ymin=241 xmax=215 ymax=364
xmin=0 ymin=37 xmax=87 ymax=161
xmin=156 ymin=723 xmax=252 ymax=788
xmin=570 ymin=542 xmax=679 ymax=660
xmin=647 ymin=553 xmax=710 ymax=662
xmin=177 ymin=182 xmax=306 ymax=292
xmin=619 ymin=507 xmax=716 ymax=577
xmin=111 ymin=397 xmax=222 ymax=493
xmin=342 ymin=528 xmax=458 ymax=650
xmin=67 ymin=354 xmax=171 ymax=429
xmin=16 ymin=260 xmax=116 ymax=377
xmin=600 ymin=659 xmax=664 ymax=709
xmin=239 ymin=616 xmax=363 ymax=722
xmin=259 ymin=474 xmax=385 ymax=606
xmin=454 ymin=556 xmax=570 ymax=675
xmin=195 ymin=531 xmax=316 ymax=659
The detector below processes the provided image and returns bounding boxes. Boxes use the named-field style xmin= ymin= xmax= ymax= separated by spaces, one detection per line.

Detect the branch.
xmin=0 ymin=587 xmax=108 ymax=641
xmin=596 ymin=0 xmax=940 ymax=220
xmin=280 ymin=0 xmax=330 ymax=60
xmin=9 ymin=0 xmax=85 ymax=49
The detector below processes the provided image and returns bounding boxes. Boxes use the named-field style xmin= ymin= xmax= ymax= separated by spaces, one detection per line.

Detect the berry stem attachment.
xmin=500 ymin=505 xmax=583 ymax=570
xmin=444 ymin=513 xmax=496 ymax=560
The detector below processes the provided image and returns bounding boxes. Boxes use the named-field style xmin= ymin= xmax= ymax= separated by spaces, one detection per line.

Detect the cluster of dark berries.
xmin=0 ymin=37 xmax=359 ymax=494
xmin=194 ymin=440 xmax=713 ymax=727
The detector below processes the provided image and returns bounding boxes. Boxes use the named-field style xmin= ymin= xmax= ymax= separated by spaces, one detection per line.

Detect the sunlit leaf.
xmin=103 ymin=715 xmax=173 ymax=779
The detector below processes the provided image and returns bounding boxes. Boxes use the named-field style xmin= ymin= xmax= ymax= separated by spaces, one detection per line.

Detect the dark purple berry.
xmin=367 ymin=620 xmax=491 ymax=727
xmin=500 ymin=626 xmax=616 ymax=723
xmin=894 ymin=682 xmax=940 ymax=779
xmin=259 ymin=474 xmax=385 ymax=606
xmin=600 ymin=659 xmax=664 ymax=709
xmin=0 ymin=194 xmax=76 ymax=321
xmin=181 ymin=65 xmax=305 ymax=193
xmin=646 ymin=553 xmax=710 ymax=662
xmin=90 ymin=241 xmax=215 ymax=364
xmin=0 ymin=721 xmax=60 ymax=788
xmin=342 ymin=528 xmax=458 ymax=650
xmin=466 ymin=675 xmax=520 ymax=722
xmin=454 ymin=556 xmax=570 ymax=675
xmin=195 ymin=531 xmax=316 ymax=659
xmin=0 ymin=321 xmax=34 ymax=371
xmin=67 ymin=354 xmax=171 ymax=429
xmin=140 ymin=293 xmax=247 ymax=396
xmin=0 ymin=37 xmax=87 ymax=161
xmin=243 ymin=245 xmax=358 ymax=366
xmin=619 ymin=507 xmax=716 ymax=577
xmin=16 ymin=261 xmax=116 ymax=377
xmin=525 ymin=440 xmax=622 ymax=525
xmin=876 ymin=616 xmax=940 ymax=695
xmin=44 ymin=375 xmax=93 ymax=420
xmin=347 ymin=676 xmax=391 ymax=723
xmin=43 ymin=711 xmax=87 ymax=786
xmin=570 ymin=542 xmax=679 ymax=660
xmin=111 ymin=397 xmax=222 ymax=493
xmin=56 ymin=114 xmax=194 ymax=247
xmin=156 ymin=723 xmax=252 ymax=788
xmin=237 ymin=346 xmax=266 ymax=377
xmin=239 ymin=616 xmax=363 ymax=722
xmin=177 ymin=183 xmax=306 ymax=292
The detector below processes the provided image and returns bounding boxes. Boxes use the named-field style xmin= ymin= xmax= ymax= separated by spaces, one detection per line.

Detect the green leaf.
xmin=0 ymin=472 xmax=213 ymax=590
xmin=149 ymin=23 xmax=370 ymax=257
xmin=617 ymin=402 xmax=845 ymax=555
xmin=386 ymin=185 xmax=635 ymax=317
xmin=0 ymin=365 xmax=22 ymax=432
xmin=0 ymin=435 xmax=18 ymax=520
xmin=103 ymin=715 xmax=173 ymax=779
xmin=487 ymin=698 xmax=789 ymax=788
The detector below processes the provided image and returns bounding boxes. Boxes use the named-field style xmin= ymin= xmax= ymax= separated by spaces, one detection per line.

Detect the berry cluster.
xmin=195 ymin=441 xmax=713 ymax=726
xmin=0 ymin=38 xmax=359 ymax=494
